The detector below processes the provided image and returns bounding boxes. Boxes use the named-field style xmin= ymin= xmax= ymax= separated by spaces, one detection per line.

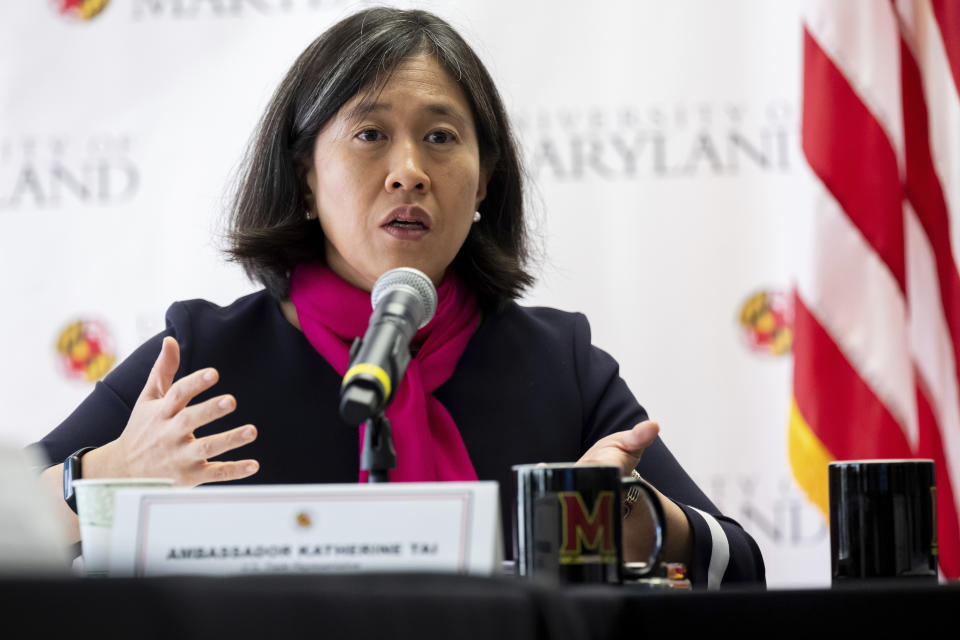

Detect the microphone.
xmin=338 ymin=267 xmax=438 ymax=424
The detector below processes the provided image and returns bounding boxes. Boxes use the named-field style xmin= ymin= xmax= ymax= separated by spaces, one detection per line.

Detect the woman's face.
xmin=306 ymin=53 xmax=488 ymax=291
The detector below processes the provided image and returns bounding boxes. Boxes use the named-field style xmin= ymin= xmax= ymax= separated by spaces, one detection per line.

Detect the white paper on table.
xmin=108 ymin=482 xmax=502 ymax=577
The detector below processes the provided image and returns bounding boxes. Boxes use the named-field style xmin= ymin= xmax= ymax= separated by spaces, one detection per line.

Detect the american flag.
xmin=791 ymin=0 xmax=959 ymax=579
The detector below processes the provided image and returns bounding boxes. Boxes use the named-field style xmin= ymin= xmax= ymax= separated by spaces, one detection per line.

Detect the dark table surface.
xmin=2 ymin=572 xmax=957 ymax=639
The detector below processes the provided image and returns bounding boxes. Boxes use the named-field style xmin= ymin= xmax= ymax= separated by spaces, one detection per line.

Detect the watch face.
xmin=64 ymin=454 xmax=77 ymax=500
xmin=63 ymin=447 xmax=93 ymax=508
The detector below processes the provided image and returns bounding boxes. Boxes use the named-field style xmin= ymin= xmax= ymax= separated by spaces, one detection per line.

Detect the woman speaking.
xmin=34 ymin=6 xmax=763 ymax=588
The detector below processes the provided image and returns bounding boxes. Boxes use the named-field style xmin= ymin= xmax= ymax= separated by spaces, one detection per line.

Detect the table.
xmin=2 ymin=572 xmax=956 ymax=639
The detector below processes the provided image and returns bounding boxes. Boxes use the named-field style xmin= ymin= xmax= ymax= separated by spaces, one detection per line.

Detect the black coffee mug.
xmin=829 ymin=459 xmax=938 ymax=583
xmin=512 ymin=463 xmax=665 ymax=584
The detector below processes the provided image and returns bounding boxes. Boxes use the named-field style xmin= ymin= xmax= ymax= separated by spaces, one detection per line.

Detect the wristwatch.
xmin=63 ymin=446 xmax=96 ymax=513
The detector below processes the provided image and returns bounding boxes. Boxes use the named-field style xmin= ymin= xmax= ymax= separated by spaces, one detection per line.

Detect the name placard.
xmin=108 ymin=482 xmax=502 ymax=577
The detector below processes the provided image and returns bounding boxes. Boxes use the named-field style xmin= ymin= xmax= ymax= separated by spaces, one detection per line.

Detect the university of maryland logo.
xmin=738 ymin=289 xmax=793 ymax=356
xmin=557 ymin=491 xmax=617 ymax=564
xmin=51 ymin=0 xmax=111 ymax=21
xmin=55 ymin=318 xmax=116 ymax=382
xmin=295 ymin=511 xmax=313 ymax=530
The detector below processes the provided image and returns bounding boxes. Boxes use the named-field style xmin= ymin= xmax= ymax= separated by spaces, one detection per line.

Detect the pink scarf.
xmin=289 ymin=262 xmax=480 ymax=482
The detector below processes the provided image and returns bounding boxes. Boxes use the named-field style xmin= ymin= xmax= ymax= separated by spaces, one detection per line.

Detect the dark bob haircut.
xmin=226 ymin=6 xmax=533 ymax=311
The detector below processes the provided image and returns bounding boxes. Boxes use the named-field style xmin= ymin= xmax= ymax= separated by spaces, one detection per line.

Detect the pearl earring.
xmin=473 ymin=211 xmax=481 ymax=223
xmin=305 ymin=209 xmax=314 ymax=220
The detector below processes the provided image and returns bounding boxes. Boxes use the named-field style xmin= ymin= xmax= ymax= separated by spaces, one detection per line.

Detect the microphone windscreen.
xmin=371 ymin=268 xmax=438 ymax=328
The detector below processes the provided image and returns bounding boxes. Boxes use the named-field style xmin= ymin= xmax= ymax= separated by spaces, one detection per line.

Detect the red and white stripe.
xmin=793 ymin=0 xmax=960 ymax=579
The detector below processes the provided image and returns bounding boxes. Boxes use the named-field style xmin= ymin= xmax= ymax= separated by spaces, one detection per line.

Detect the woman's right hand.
xmin=82 ymin=336 xmax=260 ymax=486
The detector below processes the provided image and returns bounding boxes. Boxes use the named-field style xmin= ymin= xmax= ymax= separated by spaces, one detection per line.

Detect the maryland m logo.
xmin=558 ymin=491 xmax=617 ymax=564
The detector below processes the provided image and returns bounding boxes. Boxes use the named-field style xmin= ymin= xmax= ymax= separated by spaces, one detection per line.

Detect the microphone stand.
xmin=361 ymin=411 xmax=396 ymax=483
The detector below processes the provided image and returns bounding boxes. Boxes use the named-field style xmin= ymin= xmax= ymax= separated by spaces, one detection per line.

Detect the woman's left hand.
xmin=576 ymin=420 xmax=693 ymax=566
xmin=576 ymin=420 xmax=660 ymax=474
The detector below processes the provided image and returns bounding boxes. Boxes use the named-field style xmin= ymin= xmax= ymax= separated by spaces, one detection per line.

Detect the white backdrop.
xmin=0 ymin=0 xmax=822 ymax=587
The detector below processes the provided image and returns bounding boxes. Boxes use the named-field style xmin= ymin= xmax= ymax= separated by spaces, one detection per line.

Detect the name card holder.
xmin=108 ymin=482 xmax=502 ymax=577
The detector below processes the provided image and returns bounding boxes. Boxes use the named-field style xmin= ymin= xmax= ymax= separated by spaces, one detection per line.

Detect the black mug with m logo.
xmin=512 ymin=463 xmax=665 ymax=584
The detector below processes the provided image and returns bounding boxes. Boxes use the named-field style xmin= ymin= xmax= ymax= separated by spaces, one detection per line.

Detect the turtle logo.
xmin=51 ymin=0 xmax=111 ymax=21
xmin=55 ymin=319 xmax=116 ymax=382
xmin=738 ymin=289 xmax=793 ymax=356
